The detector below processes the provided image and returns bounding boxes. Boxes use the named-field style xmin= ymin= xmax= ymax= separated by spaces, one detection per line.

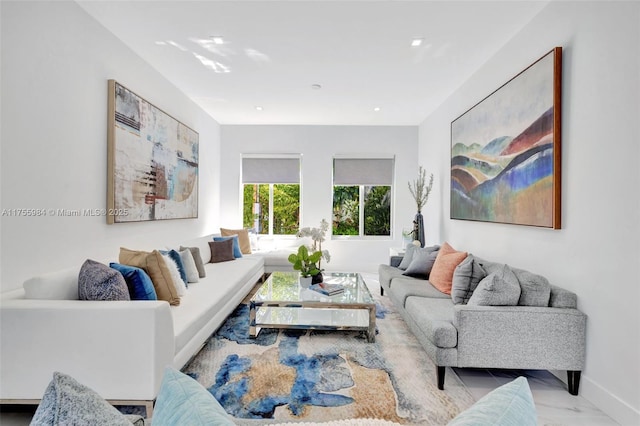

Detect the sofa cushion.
xmin=429 ymin=242 xmax=468 ymax=295
xmin=388 ymin=278 xmax=451 ymax=307
xmin=109 ymin=263 xmax=157 ymax=300
xmin=31 ymin=371 xmax=135 ymax=426
xmin=153 ymin=367 xmax=234 ymax=426
xmin=468 ymin=264 xmax=521 ymax=306
xmin=209 ymin=239 xmax=235 ymax=263
xmin=179 ymin=249 xmax=200 ymax=283
xmin=120 ymin=248 xmax=181 ymax=305
xmin=451 ymin=254 xmax=487 ymax=305
xmin=447 ymin=376 xmax=536 ymax=426
xmin=23 ymin=267 xmax=80 ymax=300
xmin=78 ymin=260 xmax=130 ymax=301
xmin=213 ymin=235 xmax=243 ymax=258
xmin=404 ymin=296 xmax=457 ymax=348
xmin=513 ymin=269 xmax=551 ymax=307
xmin=221 ymin=228 xmax=252 ymax=255
xmin=180 ymin=245 xmax=207 ymax=278
xmin=402 ymin=247 xmax=439 ymax=278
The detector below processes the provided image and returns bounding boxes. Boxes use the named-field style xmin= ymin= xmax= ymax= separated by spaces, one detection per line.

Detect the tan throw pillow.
xmin=119 ymin=247 xmax=180 ymax=305
xmin=220 ymin=228 xmax=252 ymax=254
xmin=429 ymin=242 xmax=468 ymax=295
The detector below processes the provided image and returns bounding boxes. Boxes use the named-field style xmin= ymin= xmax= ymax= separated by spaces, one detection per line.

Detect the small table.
xmin=249 ymin=271 xmax=377 ymax=342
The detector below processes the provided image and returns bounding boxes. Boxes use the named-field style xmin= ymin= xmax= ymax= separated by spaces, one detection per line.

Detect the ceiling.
xmin=77 ymin=1 xmax=549 ymax=126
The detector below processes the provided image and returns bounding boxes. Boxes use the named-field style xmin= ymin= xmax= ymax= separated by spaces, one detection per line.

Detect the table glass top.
xmin=251 ymin=271 xmax=374 ymax=305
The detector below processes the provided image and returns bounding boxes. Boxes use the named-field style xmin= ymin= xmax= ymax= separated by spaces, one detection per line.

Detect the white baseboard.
xmin=552 ymin=370 xmax=640 ymax=425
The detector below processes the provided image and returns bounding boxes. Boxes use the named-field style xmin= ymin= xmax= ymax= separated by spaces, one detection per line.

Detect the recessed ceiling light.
xmin=255 ymin=106 xmax=263 ymax=111
xmin=311 ymin=84 xmax=322 ymax=90
xmin=411 ymin=38 xmax=424 ymax=47
xmin=211 ymin=36 xmax=224 ymax=45
xmin=374 ymin=107 xmax=381 ymax=112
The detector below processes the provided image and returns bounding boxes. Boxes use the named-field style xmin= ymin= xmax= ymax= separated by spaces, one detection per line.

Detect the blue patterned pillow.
xmin=109 ymin=263 xmax=157 ymax=301
xmin=213 ymin=235 xmax=243 ymax=258
xmin=160 ymin=249 xmax=188 ymax=285
xmin=447 ymin=377 xmax=536 ymax=425
xmin=153 ymin=367 xmax=234 ymax=425
xmin=78 ymin=260 xmax=130 ymax=301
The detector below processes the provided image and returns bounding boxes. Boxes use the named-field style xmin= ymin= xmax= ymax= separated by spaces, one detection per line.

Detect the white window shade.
xmin=333 ymin=158 xmax=394 ymax=186
xmin=242 ymin=157 xmax=300 ymax=184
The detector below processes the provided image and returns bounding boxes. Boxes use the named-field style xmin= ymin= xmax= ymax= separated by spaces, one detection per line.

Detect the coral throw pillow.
xmin=429 ymin=242 xmax=468 ymax=295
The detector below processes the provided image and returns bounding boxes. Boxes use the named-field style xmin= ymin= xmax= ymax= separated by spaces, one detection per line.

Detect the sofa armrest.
xmin=453 ymin=305 xmax=586 ymax=370
xmin=0 ymin=299 xmax=174 ymax=402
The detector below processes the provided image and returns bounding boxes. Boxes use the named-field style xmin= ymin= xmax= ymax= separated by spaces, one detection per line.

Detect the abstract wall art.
xmin=450 ymin=47 xmax=562 ymax=229
xmin=107 ymin=80 xmax=199 ymax=224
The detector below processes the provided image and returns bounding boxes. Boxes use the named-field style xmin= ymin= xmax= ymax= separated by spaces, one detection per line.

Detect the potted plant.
xmin=288 ymin=245 xmax=322 ymax=287
xmin=296 ymin=219 xmax=331 ymax=283
xmin=408 ymin=166 xmax=434 ymax=247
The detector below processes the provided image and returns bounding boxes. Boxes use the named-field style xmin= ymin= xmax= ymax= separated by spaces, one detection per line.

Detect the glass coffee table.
xmin=249 ymin=271 xmax=377 ymax=342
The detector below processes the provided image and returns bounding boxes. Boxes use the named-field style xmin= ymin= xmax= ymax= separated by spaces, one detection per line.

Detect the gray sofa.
xmin=378 ymin=246 xmax=587 ymax=395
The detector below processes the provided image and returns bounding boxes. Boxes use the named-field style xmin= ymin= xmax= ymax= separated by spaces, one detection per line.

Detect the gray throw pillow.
xmin=468 ymin=264 xmax=521 ymax=306
xmin=180 ymin=245 xmax=206 ymax=278
xmin=451 ymin=254 xmax=487 ymax=305
xmin=78 ymin=259 xmax=130 ymax=301
xmin=402 ymin=249 xmax=439 ymax=278
xmin=209 ymin=239 xmax=235 ymax=263
xmin=515 ymin=269 xmax=551 ymax=306
xmin=179 ymin=249 xmax=200 ymax=283
xmin=397 ymin=244 xmax=418 ymax=270
xmin=31 ymin=372 xmax=134 ymax=425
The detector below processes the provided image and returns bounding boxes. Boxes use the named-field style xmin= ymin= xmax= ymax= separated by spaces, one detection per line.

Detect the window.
xmin=242 ymin=156 xmax=300 ymax=235
xmin=332 ymin=158 xmax=393 ymax=237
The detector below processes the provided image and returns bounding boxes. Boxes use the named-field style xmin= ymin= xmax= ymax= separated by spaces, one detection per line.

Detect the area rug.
xmin=182 ymin=277 xmax=475 ymax=425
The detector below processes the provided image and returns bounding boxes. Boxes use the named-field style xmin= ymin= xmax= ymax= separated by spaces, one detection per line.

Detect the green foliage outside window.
xmin=243 ymin=184 xmax=299 ymax=235
xmin=333 ymin=185 xmax=391 ymax=236
xmin=364 ymin=186 xmax=391 ymax=236
xmin=332 ymin=186 xmax=359 ymax=235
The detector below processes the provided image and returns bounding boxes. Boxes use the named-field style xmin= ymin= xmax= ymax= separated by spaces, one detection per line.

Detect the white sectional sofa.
xmin=0 ymin=234 xmax=286 ymax=416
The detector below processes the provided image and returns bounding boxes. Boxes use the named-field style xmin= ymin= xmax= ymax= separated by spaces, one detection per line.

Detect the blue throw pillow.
xmin=153 ymin=367 xmax=234 ymax=425
xmin=109 ymin=263 xmax=157 ymax=301
xmin=447 ymin=376 xmax=536 ymax=425
xmin=213 ymin=236 xmax=243 ymax=258
xmin=160 ymin=249 xmax=188 ymax=285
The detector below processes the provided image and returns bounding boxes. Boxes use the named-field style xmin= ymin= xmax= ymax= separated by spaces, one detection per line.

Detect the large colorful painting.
xmin=450 ymin=47 xmax=562 ymax=229
xmin=107 ymin=80 xmax=199 ymax=223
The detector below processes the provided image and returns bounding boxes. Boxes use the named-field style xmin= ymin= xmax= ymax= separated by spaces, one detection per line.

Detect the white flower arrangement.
xmin=296 ymin=219 xmax=331 ymax=268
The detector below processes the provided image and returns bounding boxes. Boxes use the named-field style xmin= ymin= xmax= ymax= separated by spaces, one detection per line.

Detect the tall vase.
xmin=414 ymin=212 xmax=425 ymax=248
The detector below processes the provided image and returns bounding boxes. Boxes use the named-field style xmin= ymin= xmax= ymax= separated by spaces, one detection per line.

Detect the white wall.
xmin=419 ymin=2 xmax=640 ymax=424
xmin=220 ymin=125 xmax=419 ymax=273
xmin=0 ymin=1 xmax=221 ymax=292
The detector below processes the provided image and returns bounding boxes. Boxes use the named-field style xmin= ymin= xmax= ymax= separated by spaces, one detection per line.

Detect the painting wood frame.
xmin=107 ymin=80 xmax=199 ymax=224
xmin=450 ymin=47 xmax=562 ymax=229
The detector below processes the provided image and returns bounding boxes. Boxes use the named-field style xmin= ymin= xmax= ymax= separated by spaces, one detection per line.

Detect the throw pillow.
xmin=179 ymin=249 xmax=200 ymax=283
xmin=78 ymin=260 xmax=130 ymax=301
xmin=397 ymin=244 xmax=418 ymax=270
xmin=447 ymin=377 xmax=536 ymax=426
xmin=515 ymin=269 xmax=551 ymax=307
xmin=429 ymin=242 xmax=468 ymax=295
xmin=180 ymin=245 xmax=206 ymax=278
xmin=221 ymin=228 xmax=252 ymax=254
xmin=163 ymin=255 xmax=188 ymax=297
xmin=31 ymin=371 xmax=135 ymax=426
xmin=467 ymin=264 xmax=521 ymax=306
xmin=402 ymin=249 xmax=439 ymax=278
xmin=451 ymin=254 xmax=487 ymax=305
xmin=120 ymin=247 xmax=180 ymax=306
xmin=160 ymin=249 xmax=188 ymax=286
xmin=209 ymin=239 xmax=235 ymax=263
xmin=109 ymin=263 xmax=157 ymax=300
xmin=153 ymin=366 xmax=234 ymax=426
xmin=213 ymin=235 xmax=243 ymax=258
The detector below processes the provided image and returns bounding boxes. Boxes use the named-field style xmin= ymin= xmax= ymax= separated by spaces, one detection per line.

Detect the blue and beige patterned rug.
xmin=182 ymin=278 xmax=474 ymax=425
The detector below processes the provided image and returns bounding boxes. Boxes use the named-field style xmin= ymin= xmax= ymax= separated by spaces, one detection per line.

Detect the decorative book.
xmin=309 ymin=282 xmax=344 ymax=296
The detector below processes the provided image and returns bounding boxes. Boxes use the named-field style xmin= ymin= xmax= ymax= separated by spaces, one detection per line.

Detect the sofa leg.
xmin=380 ymin=286 xmax=384 ymax=296
xmin=437 ymin=366 xmax=445 ymax=390
xmin=567 ymin=370 xmax=581 ymax=395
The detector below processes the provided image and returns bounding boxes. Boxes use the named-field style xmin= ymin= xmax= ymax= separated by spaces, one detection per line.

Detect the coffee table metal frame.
xmin=249 ymin=271 xmax=376 ymax=343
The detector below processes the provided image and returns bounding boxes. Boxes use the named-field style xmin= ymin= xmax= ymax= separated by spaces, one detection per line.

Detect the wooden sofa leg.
xmin=567 ymin=370 xmax=581 ymax=395
xmin=437 ymin=366 xmax=445 ymax=390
